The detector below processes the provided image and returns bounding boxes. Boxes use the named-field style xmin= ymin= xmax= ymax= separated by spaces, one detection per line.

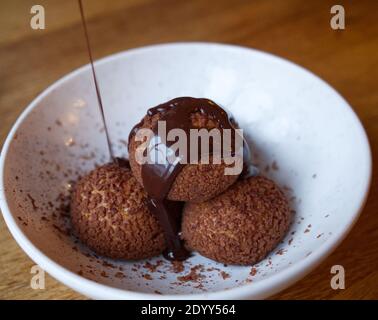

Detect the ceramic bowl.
xmin=0 ymin=43 xmax=371 ymax=299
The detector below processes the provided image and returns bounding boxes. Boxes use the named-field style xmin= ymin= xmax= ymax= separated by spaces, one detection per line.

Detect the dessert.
xmin=71 ymin=2 xmax=292 ymax=269
xmin=128 ymin=97 xmax=242 ymax=203
xmin=128 ymin=97 xmax=245 ymax=260
xmin=70 ymin=96 xmax=292 ymax=266
xmin=181 ymin=176 xmax=292 ymax=265
xmin=71 ymin=162 xmax=166 ymax=260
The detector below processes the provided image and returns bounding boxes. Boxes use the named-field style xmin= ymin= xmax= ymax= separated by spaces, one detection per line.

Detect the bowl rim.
xmin=0 ymin=42 xmax=372 ymax=300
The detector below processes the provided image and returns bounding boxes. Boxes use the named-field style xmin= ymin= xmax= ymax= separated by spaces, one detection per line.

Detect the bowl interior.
xmin=1 ymin=44 xmax=370 ymax=298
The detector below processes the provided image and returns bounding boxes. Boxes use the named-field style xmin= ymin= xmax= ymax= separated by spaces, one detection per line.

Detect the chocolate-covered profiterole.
xmin=128 ymin=97 xmax=249 ymax=261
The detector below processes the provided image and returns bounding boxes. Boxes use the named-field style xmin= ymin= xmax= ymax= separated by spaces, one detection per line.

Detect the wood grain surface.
xmin=1 ymin=0 xmax=377 ymax=300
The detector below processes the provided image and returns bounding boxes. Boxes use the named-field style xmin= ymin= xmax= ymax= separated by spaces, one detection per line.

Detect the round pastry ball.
xmin=71 ymin=163 xmax=166 ymax=260
xmin=181 ymin=176 xmax=292 ymax=265
xmin=128 ymin=110 xmax=240 ymax=203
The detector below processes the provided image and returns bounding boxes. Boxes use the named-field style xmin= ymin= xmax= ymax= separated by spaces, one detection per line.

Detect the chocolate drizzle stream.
xmin=129 ymin=97 xmax=251 ymax=260
xmin=78 ymin=0 xmax=114 ymax=161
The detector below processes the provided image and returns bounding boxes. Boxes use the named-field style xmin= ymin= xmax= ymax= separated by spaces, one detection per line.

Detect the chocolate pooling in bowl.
xmin=129 ymin=97 xmax=251 ymax=261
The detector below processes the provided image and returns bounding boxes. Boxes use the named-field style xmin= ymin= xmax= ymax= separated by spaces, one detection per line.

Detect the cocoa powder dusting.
xmin=177 ymin=265 xmax=204 ymax=283
xmin=250 ymin=267 xmax=257 ymax=276
xmin=220 ymin=271 xmax=230 ymax=280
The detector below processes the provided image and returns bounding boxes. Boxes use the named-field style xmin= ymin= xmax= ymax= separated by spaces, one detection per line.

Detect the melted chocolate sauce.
xmin=114 ymin=157 xmax=130 ymax=168
xmin=78 ymin=0 xmax=114 ymax=161
xmin=129 ymin=97 xmax=249 ymax=261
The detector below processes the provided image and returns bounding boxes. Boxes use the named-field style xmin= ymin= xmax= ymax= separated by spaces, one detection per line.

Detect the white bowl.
xmin=0 ymin=43 xmax=372 ymax=299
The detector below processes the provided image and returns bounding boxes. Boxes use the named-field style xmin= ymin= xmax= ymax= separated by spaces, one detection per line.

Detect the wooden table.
xmin=1 ymin=0 xmax=377 ymax=300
